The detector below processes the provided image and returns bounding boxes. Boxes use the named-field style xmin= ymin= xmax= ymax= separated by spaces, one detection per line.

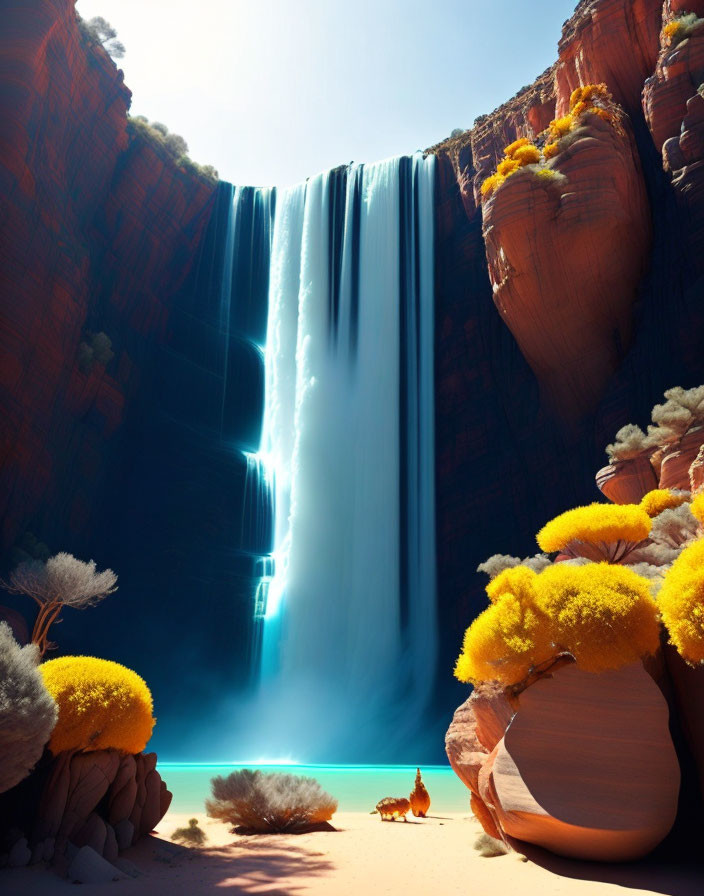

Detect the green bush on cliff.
xmin=127 ymin=116 xmax=218 ymax=182
xmin=76 ymin=14 xmax=125 ymax=60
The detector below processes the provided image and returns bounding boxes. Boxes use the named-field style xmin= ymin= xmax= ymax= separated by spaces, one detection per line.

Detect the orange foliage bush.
xmin=534 ymin=564 xmax=660 ymax=673
xmin=658 ymin=538 xmax=704 ymax=664
xmin=537 ymin=503 xmax=651 ymax=561
xmin=40 ymin=656 xmax=155 ymax=754
xmin=640 ymin=489 xmax=689 ymax=518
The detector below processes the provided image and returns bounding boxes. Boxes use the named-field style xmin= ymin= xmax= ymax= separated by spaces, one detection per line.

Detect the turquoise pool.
xmin=160 ymin=765 xmax=470 ymax=814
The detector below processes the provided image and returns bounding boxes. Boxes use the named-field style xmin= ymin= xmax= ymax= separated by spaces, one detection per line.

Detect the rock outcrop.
xmin=0 ymin=749 xmax=171 ymax=866
xmin=447 ymin=663 xmax=680 ymax=862
xmin=482 ymin=111 xmax=651 ymax=418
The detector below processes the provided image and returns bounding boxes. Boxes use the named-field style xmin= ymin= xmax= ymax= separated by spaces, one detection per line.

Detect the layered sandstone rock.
xmin=1 ymin=749 xmax=171 ymax=866
xmin=445 ymin=683 xmax=515 ymax=841
xmin=555 ymin=0 xmax=661 ymax=118
xmin=448 ymin=663 xmax=680 ymax=862
xmin=664 ymin=644 xmax=704 ymax=800
xmin=481 ymin=112 xmax=651 ymax=419
xmin=658 ymin=425 xmax=704 ymax=488
xmin=0 ymin=0 xmax=216 ymax=555
xmin=596 ymin=455 xmax=658 ymax=502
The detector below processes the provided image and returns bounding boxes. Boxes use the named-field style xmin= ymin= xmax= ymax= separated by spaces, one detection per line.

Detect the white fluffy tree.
xmin=2 ymin=553 xmax=117 ymax=656
xmin=0 ymin=623 xmax=57 ymax=793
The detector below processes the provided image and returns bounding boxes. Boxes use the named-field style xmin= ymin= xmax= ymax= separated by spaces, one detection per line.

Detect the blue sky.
xmin=76 ymin=0 xmax=578 ymax=187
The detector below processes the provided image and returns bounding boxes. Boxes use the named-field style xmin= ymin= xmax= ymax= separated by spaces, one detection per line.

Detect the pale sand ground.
xmin=3 ymin=811 xmax=703 ymax=895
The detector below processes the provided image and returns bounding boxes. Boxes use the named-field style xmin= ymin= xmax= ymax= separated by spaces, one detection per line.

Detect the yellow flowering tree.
xmin=40 ymin=656 xmax=155 ymax=754
xmin=455 ymin=561 xmax=659 ymax=689
xmin=534 ymin=564 xmax=660 ymax=673
xmin=537 ymin=503 xmax=651 ymax=562
xmin=658 ymin=539 xmax=704 ymax=664
xmin=480 ymin=84 xmax=622 ymax=201
xmin=640 ymin=489 xmax=689 ymax=518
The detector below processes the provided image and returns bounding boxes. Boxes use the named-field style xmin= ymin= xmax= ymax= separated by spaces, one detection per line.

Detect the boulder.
xmin=7 ymin=837 xmax=31 ymax=868
xmin=689 ymin=444 xmax=704 ymax=493
xmin=68 ymin=845 xmax=127 ymax=884
xmin=659 ymin=426 xmax=704 ymax=490
xmin=18 ymin=749 xmax=171 ymax=863
xmin=490 ymin=663 xmax=680 ymax=861
xmin=481 ymin=112 xmax=651 ymax=420
xmin=596 ymin=455 xmax=658 ymax=504
xmin=664 ymin=643 xmax=704 ymax=801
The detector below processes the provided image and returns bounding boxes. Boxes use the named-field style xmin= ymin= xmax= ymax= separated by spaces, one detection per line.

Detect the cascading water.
xmin=247 ymin=153 xmax=437 ymax=760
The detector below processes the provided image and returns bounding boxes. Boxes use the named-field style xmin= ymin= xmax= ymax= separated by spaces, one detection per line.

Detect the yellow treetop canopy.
xmin=536 ymin=503 xmax=652 ymax=555
xmin=640 ymin=489 xmax=688 ymax=518
xmin=40 ymin=656 xmax=155 ymax=755
xmin=658 ymin=538 xmax=704 ymax=664
xmin=689 ymin=492 xmax=704 ymax=525
xmin=454 ymin=593 xmax=556 ymax=687
xmin=485 ymin=565 xmax=538 ymax=605
xmin=534 ymin=563 xmax=660 ymax=673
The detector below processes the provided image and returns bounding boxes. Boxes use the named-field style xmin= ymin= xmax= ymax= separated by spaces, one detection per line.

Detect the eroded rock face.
xmin=482 ymin=113 xmax=651 ymax=419
xmin=1 ymin=749 xmax=171 ymax=865
xmin=491 ymin=663 xmax=680 ymax=861
xmin=0 ymin=0 xmax=216 ymax=554
xmin=658 ymin=426 xmax=704 ymax=488
xmin=445 ymin=683 xmax=514 ymax=841
xmin=448 ymin=664 xmax=680 ymax=862
xmin=596 ymin=455 xmax=658 ymax=503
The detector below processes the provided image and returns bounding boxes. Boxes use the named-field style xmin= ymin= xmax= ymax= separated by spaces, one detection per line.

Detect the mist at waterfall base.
xmin=180 ymin=154 xmax=441 ymax=765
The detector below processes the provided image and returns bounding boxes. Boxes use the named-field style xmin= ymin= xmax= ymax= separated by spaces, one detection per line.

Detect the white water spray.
xmin=253 ymin=154 xmax=436 ymax=759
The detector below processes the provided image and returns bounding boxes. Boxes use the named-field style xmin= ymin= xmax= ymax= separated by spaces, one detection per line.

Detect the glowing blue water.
xmin=160 ymin=764 xmax=469 ymax=814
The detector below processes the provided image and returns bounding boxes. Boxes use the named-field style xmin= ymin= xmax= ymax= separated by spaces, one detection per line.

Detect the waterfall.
xmin=252 ymin=154 xmax=437 ymax=759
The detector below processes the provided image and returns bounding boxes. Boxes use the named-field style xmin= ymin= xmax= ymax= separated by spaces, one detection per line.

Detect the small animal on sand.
xmin=375 ymin=797 xmax=411 ymax=821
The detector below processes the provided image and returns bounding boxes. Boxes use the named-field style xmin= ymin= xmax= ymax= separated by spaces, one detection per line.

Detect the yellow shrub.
xmin=454 ymin=593 xmax=556 ymax=687
xmin=549 ymin=115 xmax=574 ymax=139
xmin=486 ymin=565 xmax=538 ymax=605
xmin=658 ymin=538 xmax=704 ymax=664
xmin=40 ymin=656 xmax=155 ymax=755
xmin=664 ymin=21 xmax=685 ymax=44
xmin=544 ymin=84 xmax=618 ymax=151
xmin=537 ymin=502 xmax=651 ymax=557
xmin=640 ymin=489 xmax=688 ymax=517
xmin=535 ymin=168 xmax=556 ymax=180
xmin=496 ymin=158 xmax=521 ymax=177
xmin=480 ymin=173 xmax=504 ymax=198
xmin=503 ymin=137 xmax=531 ymax=157
xmin=511 ymin=145 xmax=541 ymax=165
xmin=690 ymin=492 xmax=704 ymax=524
xmin=534 ymin=563 xmax=660 ymax=673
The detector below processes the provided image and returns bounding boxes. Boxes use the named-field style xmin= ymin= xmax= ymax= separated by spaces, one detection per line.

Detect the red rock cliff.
xmin=431 ymin=0 xmax=704 ymax=708
xmin=0 ymin=0 xmax=216 ymax=555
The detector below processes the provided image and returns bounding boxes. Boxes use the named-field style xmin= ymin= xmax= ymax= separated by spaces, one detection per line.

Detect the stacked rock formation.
xmin=0 ymin=749 xmax=171 ymax=869
xmin=446 ymin=664 xmax=680 ymax=861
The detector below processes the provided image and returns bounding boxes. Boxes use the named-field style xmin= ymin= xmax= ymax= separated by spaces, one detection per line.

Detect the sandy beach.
xmin=4 ymin=811 xmax=703 ymax=895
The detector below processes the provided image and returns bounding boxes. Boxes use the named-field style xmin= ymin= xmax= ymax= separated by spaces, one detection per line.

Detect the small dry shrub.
xmin=206 ymin=770 xmax=338 ymax=833
xmin=474 ymin=833 xmax=509 ymax=857
xmin=171 ymin=818 xmax=206 ymax=846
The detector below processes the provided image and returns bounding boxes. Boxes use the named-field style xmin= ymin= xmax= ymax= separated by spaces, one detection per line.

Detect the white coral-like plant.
xmin=0 ymin=622 xmax=57 ymax=794
xmin=477 ymin=553 xmax=551 ymax=579
xmin=605 ymin=423 xmax=656 ymax=463
xmin=206 ymin=770 xmax=337 ymax=833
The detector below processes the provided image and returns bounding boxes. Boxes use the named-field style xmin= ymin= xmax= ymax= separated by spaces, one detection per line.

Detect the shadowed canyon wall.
xmin=4 ymin=0 xmax=704 ymax=755
xmin=431 ymin=0 xmax=704 ymax=713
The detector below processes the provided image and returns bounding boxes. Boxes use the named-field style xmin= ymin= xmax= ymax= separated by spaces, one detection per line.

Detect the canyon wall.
xmin=0 ymin=0 xmax=271 ymax=750
xmin=5 ymin=0 xmax=704 ymax=753
xmin=431 ymin=0 xmax=704 ymax=711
